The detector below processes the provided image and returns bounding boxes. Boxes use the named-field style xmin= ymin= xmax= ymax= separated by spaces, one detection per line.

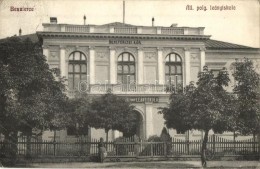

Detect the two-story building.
xmin=37 ymin=18 xmax=260 ymax=141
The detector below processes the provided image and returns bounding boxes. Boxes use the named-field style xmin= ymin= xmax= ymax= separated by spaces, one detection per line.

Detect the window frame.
xmin=165 ymin=53 xmax=183 ymax=85
xmin=117 ymin=52 xmax=136 ymax=84
xmin=210 ymin=69 xmax=221 ymax=78
xmin=68 ymin=51 xmax=87 ymax=90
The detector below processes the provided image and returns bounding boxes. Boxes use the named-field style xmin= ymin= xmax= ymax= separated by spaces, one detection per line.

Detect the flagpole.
xmin=123 ymin=1 xmax=125 ymax=24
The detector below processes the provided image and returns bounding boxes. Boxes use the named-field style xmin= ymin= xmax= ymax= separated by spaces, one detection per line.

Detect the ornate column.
xmin=109 ymin=47 xmax=116 ymax=84
xmin=157 ymin=47 xmax=164 ymax=84
xmin=145 ymin=103 xmax=153 ymax=139
xmin=184 ymin=48 xmax=191 ymax=85
xmin=200 ymin=47 xmax=206 ymax=71
xmin=89 ymin=47 xmax=95 ymax=84
xmin=137 ymin=47 xmax=144 ymax=84
xmin=60 ymin=46 xmax=66 ymax=78
xmin=43 ymin=45 xmax=49 ymax=62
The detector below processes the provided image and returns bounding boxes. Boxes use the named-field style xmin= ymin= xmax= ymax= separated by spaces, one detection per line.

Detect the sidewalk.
xmin=18 ymin=161 xmax=260 ymax=168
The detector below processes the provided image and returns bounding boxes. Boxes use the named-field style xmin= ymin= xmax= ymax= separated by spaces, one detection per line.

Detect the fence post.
xmin=257 ymin=133 xmax=260 ymax=159
xmin=150 ymin=143 xmax=153 ymax=157
xmin=134 ymin=135 xmax=139 ymax=158
xmin=212 ymin=134 xmax=215 ymax=154
xmin=53 ymin=140 xmax=56 ymax=156
xmin=26 ymin=134 xmax=32 ymax=158
xmin=253 ymin=134 xmax=256 ymax=154
xmin=186 ymin=131 xmax=190 ymax=155
xmin=164 ymin=142 xmax=167 ymax=157
xmin=80 ymin=137 xmax=84 ymax=156
xmin=53 ymin=130 xmax=56 ymax=156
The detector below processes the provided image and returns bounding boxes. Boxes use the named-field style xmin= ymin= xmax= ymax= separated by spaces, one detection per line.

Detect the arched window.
xmin=117 ymin=52 xmax=135 ymax=84
xmin=165 ymin=53 xmax=182 ymax=85
xmin=68 ymin=51 xmax=87 ymax=90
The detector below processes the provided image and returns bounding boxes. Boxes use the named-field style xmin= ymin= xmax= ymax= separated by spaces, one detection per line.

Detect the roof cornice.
xmin=37 ymin=31 xmax=211 ymax=40
xmin=206 ymin=48 xmax=260 ymax=53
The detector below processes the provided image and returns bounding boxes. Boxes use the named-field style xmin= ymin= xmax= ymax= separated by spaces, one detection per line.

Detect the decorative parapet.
xmin=65 ymin=25 xmax=90 ymax=33
xmin=114 ymin=27 xmax=137 ymax=34
xmin=67 ymin=84 xmax=175 ymax=97
xmin=161 ymin=27 xmax=184 ymax=35
xmin=42 ymin=23 xmax=205 ymax=35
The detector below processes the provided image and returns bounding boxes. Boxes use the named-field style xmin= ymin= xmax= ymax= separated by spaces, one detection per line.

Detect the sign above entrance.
xmin=109 ymin=39 xmax=141 ymax=45
xmin=125 ymin=97 xmax=159 ymax=103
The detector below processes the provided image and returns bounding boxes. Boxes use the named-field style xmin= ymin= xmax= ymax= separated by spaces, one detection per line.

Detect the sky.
xmin=0 ymin=0 xmax=259 ymax=48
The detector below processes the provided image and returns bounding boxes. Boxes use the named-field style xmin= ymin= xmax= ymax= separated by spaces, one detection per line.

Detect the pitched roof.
xmin=205 ymin=39 xmax=258 ymax=50
xmin=1 ymin=33 xmax=258 ymax=51
xmin=18 ymin=33 xmax=39 ymax=43
xmin=101 ymin=22 xmax=135 ymax=27
xmin=0 ymin=33 xmax=39 ymax=43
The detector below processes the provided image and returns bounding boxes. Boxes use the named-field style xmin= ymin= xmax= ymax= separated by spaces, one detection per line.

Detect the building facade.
xmin=37 ymin=20 xmax=260 ymax=141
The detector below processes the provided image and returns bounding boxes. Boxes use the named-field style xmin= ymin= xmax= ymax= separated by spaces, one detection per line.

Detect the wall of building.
xmin=206 ymin=50 xmax=260 ymax=92
xmin=41 ymin=34 xmax=259 ymax=141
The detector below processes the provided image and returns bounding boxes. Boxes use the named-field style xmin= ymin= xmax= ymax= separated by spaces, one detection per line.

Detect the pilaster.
xmin=59 ymin=45 xmax=66 ymax=78
xmin=109 ymin=47 xmax=116 ymax=84
xmin=137 ymin=47 xmax=144 ymax=84
xmin=157 ymin=47 xmax=164 ymax=84
xmin=200 ymin=47 xmax=206 ymax=71
xmin=89 ymin=46 xmax=95 ymax=84
xmin=184 ymin=47 xmax=191 ymax=86
xmin=145 ymin=103 xmax=153 ymax=139
xmin=42 ymin=45 xmax=49 ymax=62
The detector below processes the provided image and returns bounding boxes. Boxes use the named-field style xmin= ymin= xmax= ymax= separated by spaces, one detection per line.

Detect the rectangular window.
xmin=67 ymin=125 xmax=77 ymax=136
xmin=176 ymin=129 xmax=185 ymax=134
xmin=165 ymin=66 xmax=170 ymax=74
xmin=117 ymin=75 xmax=122 ymax=83
xmin=81 ymin=64 xmax=87 ymax=73
xmin=170 ymin=66 xmax=176 ymax=74
xmin=74 ymin=52 xmax=80 ymax=60
xmin=74 ymin=74 xmax=80 ymax=89
xmin=117 ymin=65 xmax=122 ymax=73
xmin=176 ymin=65 xmax=182 ymax=74
xmin=68 ymin=74 xmax=73 ymax=90
xmin=69 ymin=64 xmax=73 ymax=73
xmin=211 ymin=69 xmax=220 ymax=77
xmin=123 ymin=53 xmax=128 ymax=61
xmin=130 ymin=75 xmax=135 ymax=83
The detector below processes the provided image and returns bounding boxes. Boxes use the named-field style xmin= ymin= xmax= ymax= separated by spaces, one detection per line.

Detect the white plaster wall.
xmin=90 ymin=128 xmax=114 ymax=141
xmin=152 ymin=107 xmax=165 ymax=137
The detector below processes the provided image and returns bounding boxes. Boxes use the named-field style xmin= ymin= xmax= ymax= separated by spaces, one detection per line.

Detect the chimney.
xmin=83 ymin=15 xmax=86 ymax=25
xmin=19 ymin=28 xmax=22 ymax=36
xmin=152 ymin=17 xmax=154 ymax=27
xmin=170 ymin=24 xmax=178 ymax=27
xmin=50 ymin=17 xmax=57 ymax=24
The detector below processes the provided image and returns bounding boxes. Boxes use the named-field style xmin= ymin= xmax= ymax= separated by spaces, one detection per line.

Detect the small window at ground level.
xmin=211 ymin=69 xmax=220 ymax=77
xmin=67 ymin=125 xmax=77 ymax=136
xmin=176 ymin=129 xmax=185 ymax=134
xmin=67 ymin=124 xmax=88 ymax=136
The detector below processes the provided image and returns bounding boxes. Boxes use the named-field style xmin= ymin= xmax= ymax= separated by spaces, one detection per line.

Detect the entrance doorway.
xmin=123 ymin=110 xmax=144 ymax=139
xmin=135 ymin=111 xmax=143 ymax=139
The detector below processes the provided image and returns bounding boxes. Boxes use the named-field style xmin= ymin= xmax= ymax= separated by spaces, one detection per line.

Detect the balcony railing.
xmin=114 ymin=27 xmax=137 ymax=34
xmin=65 ymin=25 xmax=90 ymax=33
xmin=67 ymin=84 xmax=173 ymax=97
xmin=161 ymin=28 xmax=184 ymax=35
xmin=43 ymin=24 xmax=204 ymax=35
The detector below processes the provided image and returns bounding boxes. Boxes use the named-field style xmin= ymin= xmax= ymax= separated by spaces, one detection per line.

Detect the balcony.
xmin=67 ymin=84 xmax=173 ymax=97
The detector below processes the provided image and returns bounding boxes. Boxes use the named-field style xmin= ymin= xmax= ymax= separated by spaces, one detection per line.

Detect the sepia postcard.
xmin=0 ymin=0 xmax=259 ymax=168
